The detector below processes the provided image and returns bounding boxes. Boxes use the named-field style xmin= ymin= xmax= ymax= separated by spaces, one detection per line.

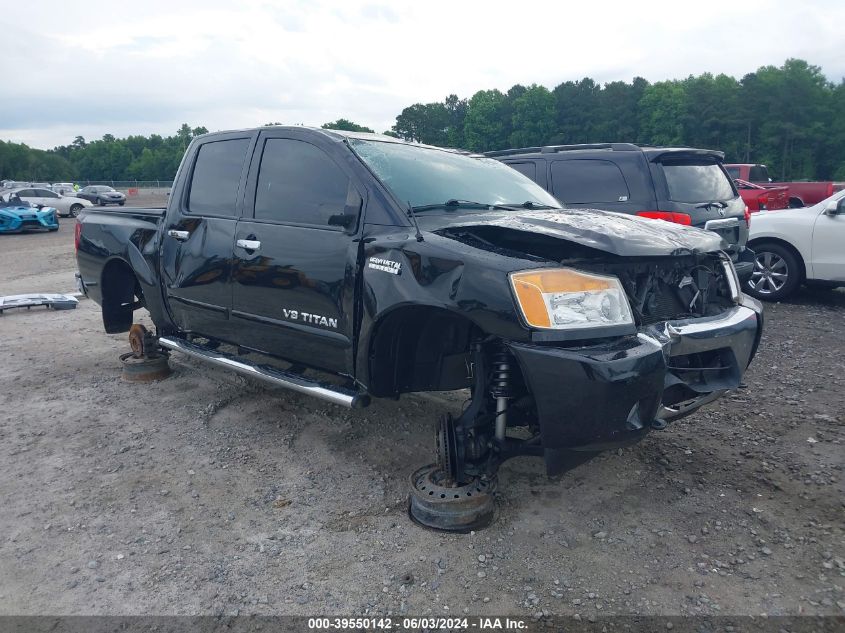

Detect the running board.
xmin=157 ymin=336 xmax=370 ymax=409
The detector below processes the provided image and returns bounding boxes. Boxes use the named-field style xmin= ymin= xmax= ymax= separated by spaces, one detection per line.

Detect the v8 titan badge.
xmin=367 ymin=257 xmax=402 ymax=275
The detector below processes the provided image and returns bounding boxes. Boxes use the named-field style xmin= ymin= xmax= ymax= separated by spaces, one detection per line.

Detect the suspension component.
xmin=490 ymin=346 xmax=512 ymax=442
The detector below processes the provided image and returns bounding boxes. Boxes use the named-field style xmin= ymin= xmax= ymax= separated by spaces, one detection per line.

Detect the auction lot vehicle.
xmin=487 ymin=143 xmax=755 ymax=282
xmin=735 ymin=178 xmax=789 ymax=212
xmin=2 ymin=187 xmax=92 ymax=217
xmin=76 ymin=128 xmax=763 ymax=530
xmin=51 ymin=182 xmax=77 ymax=196
xmin=745 ymin=189 xmax=845 ymax=300
xmin=0 ymin=195 xmax=59 ymax=233
xmin=725 ymin=163 xmax=844 ymax=208
xmin=76 ymin=185 xmax=126 ymax=206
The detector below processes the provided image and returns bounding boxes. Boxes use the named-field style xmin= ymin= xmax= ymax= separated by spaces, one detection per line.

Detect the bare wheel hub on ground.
xmin=120 ymin=324 xmax=172 ymax=382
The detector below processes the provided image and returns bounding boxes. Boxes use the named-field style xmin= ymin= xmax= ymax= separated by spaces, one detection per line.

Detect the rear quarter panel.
xmin=76 ymin=208 xmax=171 ymax=326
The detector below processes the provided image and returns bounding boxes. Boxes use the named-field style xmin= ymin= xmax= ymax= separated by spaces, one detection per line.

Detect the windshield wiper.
xmin=500 ymin=200 xmax=559 ymax=209
xmin=695 ymin=201 xmax=728 ymax=210
xmin=411 ymin=199 xmax=515 ymax=212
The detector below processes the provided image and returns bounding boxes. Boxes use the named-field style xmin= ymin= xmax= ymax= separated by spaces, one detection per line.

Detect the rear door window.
xmin=725 ymin=166 xmax=740 ymax=179
xmin=661 ymin=161 xmax=735 ymax=202
xmin=550 ymin=159 xmax=630 ymax=203
xmin=507 ymin=161 xmax=538 ymax=183
xmin=187 ymin=138 xmax=250 ymax=216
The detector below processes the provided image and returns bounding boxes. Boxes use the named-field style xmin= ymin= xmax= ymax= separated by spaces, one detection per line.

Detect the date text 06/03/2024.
xmin=307 ymin=617 xmax=527 ymax=630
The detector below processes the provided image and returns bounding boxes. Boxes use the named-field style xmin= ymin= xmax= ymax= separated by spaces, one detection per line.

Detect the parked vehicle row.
xmin=75 ymin=127 xmax=762 ymax=531
xmin=0 ymin=187 xmax=92 ymax=217
xmin=1 ymin=180 xmax=126 ymax=206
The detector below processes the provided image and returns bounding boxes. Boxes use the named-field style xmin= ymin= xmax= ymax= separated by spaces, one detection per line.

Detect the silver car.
xmin=2 ymin=187 xmax=93 ymax=217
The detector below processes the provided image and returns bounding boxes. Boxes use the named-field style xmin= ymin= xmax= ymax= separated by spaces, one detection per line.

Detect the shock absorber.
xmin=489 ymin=345 xmax=512 ymax=442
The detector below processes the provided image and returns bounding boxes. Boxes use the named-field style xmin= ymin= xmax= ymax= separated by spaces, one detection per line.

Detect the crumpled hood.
xmin=430 ymin=208 xmax=725 ymax=257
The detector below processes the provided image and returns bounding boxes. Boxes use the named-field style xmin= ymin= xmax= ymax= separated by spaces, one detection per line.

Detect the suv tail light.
xmin=74 ymin=220 xmax=82 ymax=252
xmin=636 ymin=211 xmax=692 ymax=225
xmin=744 ymin=205 xmax=751 ymax=228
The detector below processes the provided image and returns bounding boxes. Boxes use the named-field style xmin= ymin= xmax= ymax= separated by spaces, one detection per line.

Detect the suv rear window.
xmin=550 ymin=159 xmax=630 ymax=204
xmin=661 ymin=161 xmax=735 ymax=202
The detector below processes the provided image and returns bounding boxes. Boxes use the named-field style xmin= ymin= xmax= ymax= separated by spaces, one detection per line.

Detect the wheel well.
xmin=100 ymin=259 xmax=143 ymax=333
xmin=368 ymin=307 xmax=480 ymax=397
xmin=747 ymin=237 xmax=806 ymax=282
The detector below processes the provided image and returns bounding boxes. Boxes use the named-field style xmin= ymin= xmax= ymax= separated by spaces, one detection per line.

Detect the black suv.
xmin=486 ymin=143 xmax=754 ymax=280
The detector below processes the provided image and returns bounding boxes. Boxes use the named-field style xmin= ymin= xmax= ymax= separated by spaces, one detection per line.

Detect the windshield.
xmin=662 ymin=161 xmax=735 ymax=203
xmin=349 ymin=140 xmax=561 ymax=210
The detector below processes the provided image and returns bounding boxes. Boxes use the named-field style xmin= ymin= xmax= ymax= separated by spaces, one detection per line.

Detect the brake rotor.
xmin=408 ymin=464 xmax=496 ymax=533
xmin=128 ymin=323 xmax=148 ymax=358
xmin=435 ymin=413 xmax=459 ymax=483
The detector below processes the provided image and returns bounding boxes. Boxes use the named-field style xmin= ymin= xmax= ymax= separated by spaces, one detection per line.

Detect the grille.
xmin=588 ymin=255 xmax=735 ymax=326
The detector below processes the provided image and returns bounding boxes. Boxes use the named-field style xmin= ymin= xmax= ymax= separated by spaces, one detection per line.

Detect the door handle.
xmin=236 ymin=239 xmax=261 ymax=251
xmin=167 ymin=229 xmax=190 ymax=241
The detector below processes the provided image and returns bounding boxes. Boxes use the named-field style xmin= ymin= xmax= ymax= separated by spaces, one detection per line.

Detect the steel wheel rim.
xmin=748 ymin=251 xmax=788 ymax=294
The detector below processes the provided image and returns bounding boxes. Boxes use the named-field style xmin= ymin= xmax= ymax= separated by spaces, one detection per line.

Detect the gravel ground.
xmin=0 ymin=220 xmax=842 ymax=617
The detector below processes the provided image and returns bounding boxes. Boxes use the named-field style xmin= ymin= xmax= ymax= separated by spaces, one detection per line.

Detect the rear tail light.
xmin=757 ymin=193 xmax=769 ymax=211
xmin=744 ymin=205 xmax=751 ymax=228
xmin=74 ymin=221 xmax=82 ymax=252
xmin=636 ymin=211 xmax=692 ymax=225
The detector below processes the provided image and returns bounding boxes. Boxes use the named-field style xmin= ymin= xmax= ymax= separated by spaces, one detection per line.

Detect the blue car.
xmin=0 ymin=195 xmax=59 ymax=233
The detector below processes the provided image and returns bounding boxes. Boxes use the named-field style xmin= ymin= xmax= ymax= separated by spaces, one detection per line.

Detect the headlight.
xmin=509 ymin=268 xmax=634 ymax=330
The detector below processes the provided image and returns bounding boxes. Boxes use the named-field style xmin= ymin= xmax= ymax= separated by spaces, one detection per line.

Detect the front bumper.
xmin=508 ymin=296 xmax=763 ymax=456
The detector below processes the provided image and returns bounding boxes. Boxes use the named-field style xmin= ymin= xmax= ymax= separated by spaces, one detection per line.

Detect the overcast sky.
xmin=2 ymin=0 xmax=844 ymax=149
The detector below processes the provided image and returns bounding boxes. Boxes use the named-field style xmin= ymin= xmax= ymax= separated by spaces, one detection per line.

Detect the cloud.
xmin=2 ymin=0 xmax=845 ymax=148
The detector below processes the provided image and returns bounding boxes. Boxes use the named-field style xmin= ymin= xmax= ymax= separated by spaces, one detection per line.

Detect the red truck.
xmin=734 ymin=178 xmax=789 ymax=212
xmin=725 ymin=163 xmax=844 ymax=208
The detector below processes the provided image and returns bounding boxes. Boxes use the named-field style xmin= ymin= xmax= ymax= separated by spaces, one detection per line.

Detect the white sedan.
xmin=746 ymin=189 xmax=845 ymax=300
xmin=2 ymin=187 xmax=92 ymax=218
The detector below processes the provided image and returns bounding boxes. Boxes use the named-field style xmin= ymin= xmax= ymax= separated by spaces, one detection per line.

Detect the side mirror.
xmin=327 ymin=189 xmax=362 ymax=233
xmin=327 ymin=213 xmax=357 ymax=229
xmin=825 ymin=198 xmax=845 ymax=216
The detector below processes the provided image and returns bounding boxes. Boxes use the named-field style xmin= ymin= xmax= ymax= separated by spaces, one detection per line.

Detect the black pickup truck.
xmin=76 ymin=127 xmax=763 ymax=531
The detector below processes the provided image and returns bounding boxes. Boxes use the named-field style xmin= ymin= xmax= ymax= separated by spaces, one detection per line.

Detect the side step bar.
xmin=158 ymin=336 xmax=370 ymax=409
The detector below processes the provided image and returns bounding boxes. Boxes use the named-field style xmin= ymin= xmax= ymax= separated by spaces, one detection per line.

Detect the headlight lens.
xmin=509 ymin=268 xmax=634 ymax=330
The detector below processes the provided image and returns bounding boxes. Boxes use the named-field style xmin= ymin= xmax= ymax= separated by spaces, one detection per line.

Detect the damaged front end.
xmin=408 ymin=212 xmax=762 ymax=531
xmin=433 ymin=221 xmax=763 ymax=477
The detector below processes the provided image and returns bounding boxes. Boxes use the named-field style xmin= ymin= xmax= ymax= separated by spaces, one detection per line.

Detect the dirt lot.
xmin=0 ymin=219 xmax=843 ymax=618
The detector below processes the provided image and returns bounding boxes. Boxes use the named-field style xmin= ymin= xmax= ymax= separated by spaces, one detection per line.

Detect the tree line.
xmin=390 ymin=59 xmax=845 ymax=181
xmin=2 ymin=59 xmax=843 ymax=182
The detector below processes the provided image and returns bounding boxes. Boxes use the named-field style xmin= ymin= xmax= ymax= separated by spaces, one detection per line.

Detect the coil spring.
xmin=489 ymin=347 xmax=512 ymax=399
